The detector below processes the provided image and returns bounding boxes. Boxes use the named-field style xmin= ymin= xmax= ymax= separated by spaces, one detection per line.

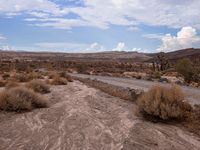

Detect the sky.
xmin=0 ymin=0 xmax=200 ymax=53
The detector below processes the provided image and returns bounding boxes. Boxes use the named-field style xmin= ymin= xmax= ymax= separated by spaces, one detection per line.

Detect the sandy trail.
xmin=0 ymin=81 xmax=200 ymax=150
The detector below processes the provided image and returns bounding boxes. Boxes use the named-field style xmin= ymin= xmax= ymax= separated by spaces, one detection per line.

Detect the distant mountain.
xmin=0 ymin=48 xmax=200 ymax=62
xmin=0 ymin=50 xmax=151 ymax=62
xmin=147 ymin=48 xmax=200 ymax=62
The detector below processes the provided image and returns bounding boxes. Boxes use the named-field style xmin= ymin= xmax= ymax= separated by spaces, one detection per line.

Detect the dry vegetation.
xmin=5 ymin=81 xmax=19 ymax=89
xmin=137 ymin=85 xmax=192 ymax=121
xmin=65 ymin=74 xmax=73 ymax=82
xmin=50 ymin=76 xmax=68 ymax=85
xmin=137 ymin=84 xmax=200 ymax=136
xmin=0 ymin=87 xmax=47 ymax=111
xmin=26 ymin=80 xmax=50 ymax=94
xmin=13 ymin=73 xmax=31 ymax=82
xmin=0 ymin=80 xmax=7 ymax=87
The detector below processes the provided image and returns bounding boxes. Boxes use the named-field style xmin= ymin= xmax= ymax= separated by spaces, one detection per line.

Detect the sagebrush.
xmin=0 ymin=87 xmax=47 ymax=111
xmin=137 ymin=85 xmax=192 ymax=120
xmin=26 ymin=80 xmax=50 ymax=94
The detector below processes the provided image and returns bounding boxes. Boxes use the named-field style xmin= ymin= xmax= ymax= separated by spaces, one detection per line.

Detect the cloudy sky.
xmin=0 ymin=0 xmax=200 ymax=53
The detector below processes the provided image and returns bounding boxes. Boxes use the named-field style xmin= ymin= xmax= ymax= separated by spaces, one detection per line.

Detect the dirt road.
xmin=71 ymin=74 xmax=200 ymax=105
xmin=1 ymin=81 xmax=200 ymax=150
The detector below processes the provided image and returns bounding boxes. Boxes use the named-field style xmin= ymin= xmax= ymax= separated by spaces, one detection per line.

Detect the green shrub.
xmin=176 ymin=58 xmax=200 ymax=83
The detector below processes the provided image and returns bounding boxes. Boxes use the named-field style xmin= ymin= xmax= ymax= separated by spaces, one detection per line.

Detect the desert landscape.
xmin=1 ymin=0 xmax=200 ymax=150
xmin=0 ymin=49 xmax=200 ymax=150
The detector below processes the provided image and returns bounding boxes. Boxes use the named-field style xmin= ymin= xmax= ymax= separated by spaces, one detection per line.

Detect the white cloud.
xmin=1 ymin=41 xmax=149 ymax=53
xmin=142 ymin=33 xmax=164 ymax=39
xmin=0 ymin=45 xmax=14 ymax=51
xmin=2 ymin=0 xmax=200 ymax=29
xmin=0 ymin=0 xmax=62 ymax=16
xmin=28 ymin=12 xmax=50 ymax=18
xmin=112 ymin=42 xmax=148 ymax=52
xmin=157 ymin=26 xmax=200 ymax=52
xmin=0 ymin=34 xmax=7 ymax=40
xmin=131 ymin=48 xmax=148 ymax=53
xmin=128 ymin=26 xmax=140 ymax=31
xmin=86 ymin=43 xmax=104 ymax=52
xmin=112 ymin=42 xmax=126 ymax=51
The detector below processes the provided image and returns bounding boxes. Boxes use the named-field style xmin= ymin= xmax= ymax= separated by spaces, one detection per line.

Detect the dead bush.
xmin=5 ymin=81 xmax=19 ymax=89
xmin=48 ymin=72 xmax=57 ymax=79
xmin=51 ymin=76 xmax=68 ymax=85
xmin=0 ymin=80 xmax=7 ymax=87
xmin=65 ymin=74 xmax=73 ymax=82
xmin=13 ymin=73 xmax=30 ymax=82
xmin=28 ymin=72 xmax=43 ymax=80
xmin=0 ymin=87 xmax=48 ymax=111
xmin=58 ymin=71 xmax=66 ymax=78
xmin=137 ymin=85 xmax=192 ymax=121
xmin=26 ymin=80 xmax=50 ymax=94
xmin=2 ymin=73 xmax=10 ymax=80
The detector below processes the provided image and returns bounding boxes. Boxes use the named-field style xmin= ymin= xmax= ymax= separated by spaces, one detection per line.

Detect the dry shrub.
xmin=58 ymin=71 xmax=66 ymax=78
xmin=182 ymin=105 xmax=200 ymax=136
xmin=13 ymin=73 xmax=30 ymax=82
xmin=0 ymin=87 xmax=47 ymax=111
xmin=0 ymin=80 xmax=7 ymax=87
xmin=26 ymin=80 xmax=50 ymax=94
xmin=5 ymin=81 xmax=19 ymax=89
xmin=65 ymin=74 xmax=73 ymax=82
xmin=28 ymin=72 xmax=43 ymax=80
xmin=137 ymin=85 xmax=192 ymax=121
xmin=2 ymin=73 xmax=10 ymax=80
xmin=48 ymin=72 xmax=57 ymax=79
xmin=51 ymin=76 xmax=68 ymax=85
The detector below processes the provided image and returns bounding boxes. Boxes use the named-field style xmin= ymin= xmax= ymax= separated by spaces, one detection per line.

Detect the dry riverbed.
xmin=0 ymin=81 xmax=200 ymax=150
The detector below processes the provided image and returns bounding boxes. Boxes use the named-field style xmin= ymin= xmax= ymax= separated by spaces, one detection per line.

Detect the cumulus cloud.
xmin=86 ymin=43 xmax=104 ymax=52
xmin=1 ymin=0 xmax=200 ymax=29
xmin=157 ymin=26 xmax=200 ymax=52
xmin=0 ymin=45 xmax=14 ymax=51
xmin=112 ymin=42 xmax=148 ymax=53
xmin=112 ymin=42 xmax=126 ymax=51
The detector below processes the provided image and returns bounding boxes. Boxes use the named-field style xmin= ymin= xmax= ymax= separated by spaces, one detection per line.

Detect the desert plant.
xmin=26 ymin=80 xmax=50 ymax=94
xmin=65 ymin=74 xmax=73 ymax=82
xmin=0 ymin=87 xmax=47 ymax=111
xmin=5 ymin=81 xmax=19 ymax=89
xmin=137 ymin=85 xmax=192 ymax=120
xmin=176 ymin=58 xmax=200 ymax=83
xmin=2 ymin=73 xmax=10 ymax=80
xmin=152 ymin=71 xmax=161 ymax=79
xmin=58 ymin=71 xmax=66 ymax=78
xmin=27 ymin=72 xmax=43 ymax=80
xmin=13 ymin=73 xmax=30 ymax=82
xmin=48 ymin=72 xmax=57 ymax=79
xmin=0 ymin=80 xmax=6 ymax=87
xmin=51 ymin=76 xmax=68 ymax=85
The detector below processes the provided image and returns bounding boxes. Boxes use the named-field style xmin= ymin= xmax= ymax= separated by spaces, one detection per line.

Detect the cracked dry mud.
xmin=0 ymin=81 xmax=200 ymax=150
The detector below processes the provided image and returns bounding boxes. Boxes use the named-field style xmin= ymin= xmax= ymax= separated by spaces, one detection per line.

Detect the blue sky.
xmin=0 ymin=0 xmax=200 ymax=53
